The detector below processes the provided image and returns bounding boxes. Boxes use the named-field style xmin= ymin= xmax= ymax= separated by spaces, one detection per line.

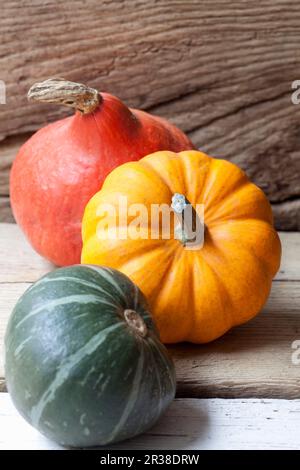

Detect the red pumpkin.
xmin=10 ymin=78 xmax=193 ymax=266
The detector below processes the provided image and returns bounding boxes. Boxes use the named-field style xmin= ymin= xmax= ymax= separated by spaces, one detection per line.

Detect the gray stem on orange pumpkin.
xmin=28 ymin=78 xmax=102 ymax=114
xmin=171 ymin=193 xmax=204 ymax=246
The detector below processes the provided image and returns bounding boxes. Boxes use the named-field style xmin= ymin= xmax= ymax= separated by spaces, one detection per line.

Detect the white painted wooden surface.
xmin=1 ymin=394 xmax=300 ymax=450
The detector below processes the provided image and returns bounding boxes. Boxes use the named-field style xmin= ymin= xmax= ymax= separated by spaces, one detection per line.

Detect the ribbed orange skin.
xmin=10 ymin=94 xmax=193 ymax=266
xmin=81 ymin=150 xmax=281 ymax=344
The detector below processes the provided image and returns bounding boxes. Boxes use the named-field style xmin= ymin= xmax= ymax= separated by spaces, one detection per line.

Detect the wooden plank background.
xmin=0 ymin=223 xmax=299 ymax=399
xmin=0 ymin=0 xmax=299 ymax=229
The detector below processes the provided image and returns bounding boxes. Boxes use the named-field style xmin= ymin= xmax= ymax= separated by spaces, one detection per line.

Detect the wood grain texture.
xmin=0 ymin=198 xmax=13 ymax=223
xmin=0 ymin=224 xmax=299 ymax=398
xmin=272 ymin=199 xmax=300 ymax=231
xmin=0 ymin=0 xmax=299 ymax=229
xmin=0 ymin=135 xmax=31 ymax=197
xmin=1 ymin=394 xmax=300 ymax=450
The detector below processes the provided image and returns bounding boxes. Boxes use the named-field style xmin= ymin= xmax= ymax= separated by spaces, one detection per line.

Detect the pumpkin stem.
xmin=124 ymin=309 xmax=148 ymax=338
xmin=171 ymin=193 xmax=204 ymax=247
xmin=28 ymin=78 xmax=102 ymax=114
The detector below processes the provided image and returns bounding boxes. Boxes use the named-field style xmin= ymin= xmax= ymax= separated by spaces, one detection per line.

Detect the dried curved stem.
xmin=28 ymin=78 xmax=102 ymax=114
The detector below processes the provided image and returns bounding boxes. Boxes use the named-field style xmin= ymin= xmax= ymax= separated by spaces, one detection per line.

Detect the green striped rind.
xmin=5 ymin=265 xmax=175 ymax=447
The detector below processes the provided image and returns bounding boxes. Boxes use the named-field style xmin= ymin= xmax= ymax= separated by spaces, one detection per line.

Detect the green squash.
xmin=5 ymin=265 xmax=176 ymax=447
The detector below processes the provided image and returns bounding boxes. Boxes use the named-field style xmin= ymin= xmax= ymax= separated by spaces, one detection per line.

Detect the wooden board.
xmin=0 ymin=198 xmax=13 ymax=223
xmin=0 ymin=223 xmax=299 ymax=398
xmin=0 ymin=1 xmax=300 ymax=229
xmin=1 ymin=394 xmax=300 ymax=450
xmin=0 ymin=224 xmax=52 ymax=283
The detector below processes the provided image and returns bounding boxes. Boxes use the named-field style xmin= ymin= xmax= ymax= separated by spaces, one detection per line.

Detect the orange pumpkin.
xmin=81 ymin=150 xmax=281 ymax=344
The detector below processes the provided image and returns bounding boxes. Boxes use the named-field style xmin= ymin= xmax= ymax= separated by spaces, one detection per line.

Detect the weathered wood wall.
xmin=0 ymin=0 xmax=299 ymax=229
